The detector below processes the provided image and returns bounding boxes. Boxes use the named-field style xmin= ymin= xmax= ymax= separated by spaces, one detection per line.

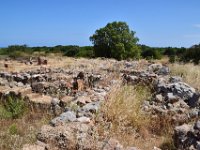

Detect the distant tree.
xmin=164 ymin=47 xmax=176 ymax=56
xmin=181 ymin=44 xmax=200 ymax=64
xmin=77 ymin=46 xmax=94 ymax=58
xmin=176 ymin=47 xmax=186 ymax=56
xmin=90 ymin=21 xmax=140 ymax=60
xmin=63 ymin=46 xmax=80 ymax=57
xmin=169 ymin=55 xmax=176 ymax=63
xmin=140 ymin=45 xmax=162 ymax=60
xmin=6 ymin=45 xmax=32 ymax=58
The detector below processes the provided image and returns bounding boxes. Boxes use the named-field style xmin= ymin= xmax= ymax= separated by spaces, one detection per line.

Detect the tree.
xmin=140 ymin=45 xmax=162 ymax=60
xmin=181 ymin=44 xmax=200 ymax=64
xmin=90 ymin=21 xmax=140 ymax=60
xmin=164 ymin=47 xmax=176 ymax=56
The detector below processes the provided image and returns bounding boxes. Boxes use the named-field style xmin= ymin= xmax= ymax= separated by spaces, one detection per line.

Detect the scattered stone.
xmin=194 ymin=120 xmax=200 ymax=130
xmin=148 ymin=63 xmax=169 ymax=75
xmin=167 ymin=93 xmax=179 ymax=103
xmin=76 ymin=116 xmax=91 ymax=123
xmin=22 ymin=144 xmax=46 ymax=150
xmin=170 ymin=76 xmax=182 ymax=83
xmin=81 ymin=101 xmax=100 ymax=113
xmin=76 ymin=96 xmax=92 ymax=106
xmin=102 ymin=138 xmax=123 ymax=150
xmin=50 ymin=111 xmax=76 ymax=126
xmin=126 ymin=147 xmax=140 ymax=150
xmin=37 ymin=123 xmax=94 ymax=150
xmin=1 ymin=59 xmax=198 ymax=150
xmin=174 ymin=121 xmax=200 ymax=150
xmin=61 ymin=96 xmax=74 ymax=104
xmin=51 ymin=98 xmax=60 ymax=105
xmin=155 ymin=94 xmax=163 ymax=103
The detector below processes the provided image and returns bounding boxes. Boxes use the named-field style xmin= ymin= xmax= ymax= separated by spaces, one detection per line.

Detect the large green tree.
xmin=90 ymin=21 xmax=140 ymax=60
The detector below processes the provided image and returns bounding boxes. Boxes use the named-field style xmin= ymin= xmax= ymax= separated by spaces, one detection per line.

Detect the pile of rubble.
xmin=174 ymin=120 xmax=200 ymax=150
xmin=142 ymin=74 xmax=200 ymax=124
xmin=21 ymin=62 xmax=170 ymax=149
xmin=1 ymin=58 xmax=200 ymax=150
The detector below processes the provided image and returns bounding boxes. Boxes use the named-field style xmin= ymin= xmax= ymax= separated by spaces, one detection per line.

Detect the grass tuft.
xmin=96 ymin=85 xmax=176 ymax=149
xmin=169 ymin=63 xmax=200 ymax=90
xmin=102 ymin=85 xmax=151 ymax=131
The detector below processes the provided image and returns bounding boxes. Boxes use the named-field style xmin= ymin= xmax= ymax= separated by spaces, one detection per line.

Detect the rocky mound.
xmin=1 ymin=58 xmax=200 ymax=150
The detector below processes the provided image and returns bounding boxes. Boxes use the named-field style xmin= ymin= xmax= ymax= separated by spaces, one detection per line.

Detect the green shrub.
xmin=141 ymin=48 xmax=162 ymax=60
xmin=180 ymin=44 xmax=200 ymax=64
xmin=4 ymin=96 xmax=26 ymax=119
xmin=76 ymin=46 xmax=94 ymax=58
xmin=169 ymin=55 xmax=176 ymax=63
xmin=9 ymin=124 xmax=18 ymax=135
xmin=63 ymin=46 xmax=80 ymax=57
xmin=0 ymin=105 xmax=12 ymax=119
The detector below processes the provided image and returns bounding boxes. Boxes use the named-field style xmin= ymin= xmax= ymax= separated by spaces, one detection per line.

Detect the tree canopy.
xmin=90 ymin=21 xmax=140 ymax=60
xmin=181 ymin=44 xmax=200 ymax=64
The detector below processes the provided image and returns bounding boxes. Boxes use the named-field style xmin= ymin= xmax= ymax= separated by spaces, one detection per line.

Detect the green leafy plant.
xmin=169 ymin=55 xmax=176 ymax=63
xmin=0 ymin=105 xmax=12 ymax=119
xmin=4 ymin=96 xmax=26 ymax=119
xmin=9 ymin=124 xmax=18 ymax=135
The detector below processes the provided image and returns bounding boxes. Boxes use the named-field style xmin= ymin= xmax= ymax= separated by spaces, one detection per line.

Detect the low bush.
xmin=0 ymin=105 xmax=12 ymax=119
xmin=3 ymin=96 xmax=26 ymax=119
xmin=9 ymin=124 xmax=18 ymax=135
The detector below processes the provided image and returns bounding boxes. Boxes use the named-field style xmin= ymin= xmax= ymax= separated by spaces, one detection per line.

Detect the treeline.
xmin=0 ymin=45 xmax=94 ymax=58
xmin=140 ymin=45 xmax=187 ymax=61
xmin=140 ymin=44 xmax=200 ymax=64
xmin=1 ymin=21 xmax=199 ymax=64
xmin=181 ymin=44 xmax=200 ymax=64
xmin=0 ymin=43 xmax=200 ymax=64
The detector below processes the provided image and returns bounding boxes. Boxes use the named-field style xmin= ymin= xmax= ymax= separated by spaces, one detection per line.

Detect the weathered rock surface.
xmin=1 ymin=58 xmax=200 ymax=150
xmin=174 ymin=120 xmax=200 ymax=150
xmin=36 ymin=123 xmax=96 ymax=150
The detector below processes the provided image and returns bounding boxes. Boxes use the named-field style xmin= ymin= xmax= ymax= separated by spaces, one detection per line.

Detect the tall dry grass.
xmin=102 ymin=85 xmax=151 ymax=131
xmin=0 ymin=111 xmax=52 ymax=150
xmin=96 ymin=85 xmax=176 ymax=149
xmin=169 ymin=63 xmax=200 ymax=90
xmin=97 ymin=85 xmax=158 ymax=149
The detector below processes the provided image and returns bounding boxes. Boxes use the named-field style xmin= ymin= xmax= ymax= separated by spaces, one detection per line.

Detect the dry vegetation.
xmin=169 ymin=63 xmax=200 ymax=90
xmin=0 ymin=56 xmax=119 ymax=73
xmin=96 ymin=85 xmax=175 ymax=150
xmin=0 ymin=106 xmax=52 ymax=150
xmin=102 ymin=86 xmax=151 ymax=131
xmin=0 ymin=56 xmax=75 ymax=72
xmin=1 ymin=57 xmax=199 ymax=150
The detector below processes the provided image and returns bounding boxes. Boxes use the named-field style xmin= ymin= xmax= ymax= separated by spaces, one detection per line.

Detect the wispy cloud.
xmin=193 ymin=24 xmax=200 ymax=28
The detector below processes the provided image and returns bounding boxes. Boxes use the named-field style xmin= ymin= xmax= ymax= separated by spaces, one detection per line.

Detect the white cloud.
xmin=193 ymin=24 xmax=200 ymax=28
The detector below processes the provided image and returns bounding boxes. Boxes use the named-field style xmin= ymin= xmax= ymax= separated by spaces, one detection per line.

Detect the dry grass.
xmin=169 ymin=63 xmax=200 ymax=90
xmin=102 ymin=86 xmax=151 ymax=131
xmin=0 ymin=56 xmax=76 ymax=72
xmin=97 ymin=85 xmax=155 ymax=149
xmin=152 ymin=56 xmax=169 ymax=64
xmin=0 ymin=110 xmax=52 ymax=150
xmin=0 ymin=57 xmax=113 ymax=73
xmin=96 ymin=85 xmax=176 ymax=150
xmin=0 ymin=56 xmax=147 ymax=75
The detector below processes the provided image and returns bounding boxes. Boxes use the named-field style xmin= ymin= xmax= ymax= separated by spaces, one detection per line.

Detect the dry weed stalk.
xmin=169 ymin=63 xmax=200 ymax=90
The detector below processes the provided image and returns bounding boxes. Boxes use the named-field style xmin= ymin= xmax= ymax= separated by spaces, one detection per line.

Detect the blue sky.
xmin=0 ymin=0 xmax=200 ymax=47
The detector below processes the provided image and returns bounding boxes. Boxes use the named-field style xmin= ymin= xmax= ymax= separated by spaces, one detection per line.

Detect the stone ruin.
xmin=0 ymin=58 xmax=200 ymax=150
